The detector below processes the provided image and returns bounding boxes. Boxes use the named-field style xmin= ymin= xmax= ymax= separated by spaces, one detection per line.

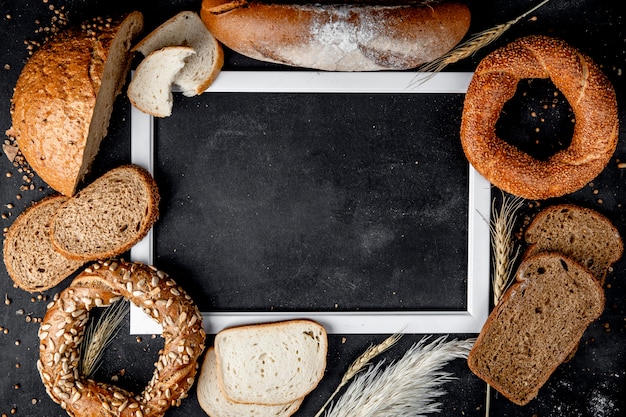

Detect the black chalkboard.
xmin=152 ymin=91 xmax=470 ymax=313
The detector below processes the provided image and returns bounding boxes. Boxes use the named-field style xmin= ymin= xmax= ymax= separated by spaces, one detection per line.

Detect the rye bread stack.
xmin=468 ymin=203 xmax=622 ymax=406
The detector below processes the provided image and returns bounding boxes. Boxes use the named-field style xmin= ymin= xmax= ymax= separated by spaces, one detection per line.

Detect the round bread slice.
xmin=214 ymin=319 xmax=328 ymax=405
xmin=49 ymin=164 xmax=160 ymax=261
xmin=198 ymin=347 xmax=303 ymax=417
xmin=6 ymin=12 xmax=144 ymax=196
xmin=132 ymin=10 xmax=224 ymax=96
xmin=524 ymin=204 xmax=623 ymax=284
xmin=127 ymin=46 xmax=195 ymax=117
xmin=3 ymin=195 xmax=85 ymax=292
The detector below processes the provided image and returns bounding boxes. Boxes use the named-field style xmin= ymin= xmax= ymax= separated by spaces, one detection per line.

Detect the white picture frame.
xmin=129 ymin=71 xmax=491 ymax=335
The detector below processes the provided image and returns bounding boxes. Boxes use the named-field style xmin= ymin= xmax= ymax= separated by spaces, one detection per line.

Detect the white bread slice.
xmin=49 ymin=164 xmax=160 ymax=261
xmin=132 ymin=10 xmax=224 ymax=96
xmin=214 ymin=319 xmax=328 ymax=405
xmin=3 ymin=195 xmax=85 ymax=292
xmin=197 ymin=347 xmax=303 ymax=417
xmin=524 ymin=204 xmax=623 ymax=284
xmin=127 ymin=46 xmax=195 ymax=117
xmin=467 ymin=253 xmax=605 ymax=405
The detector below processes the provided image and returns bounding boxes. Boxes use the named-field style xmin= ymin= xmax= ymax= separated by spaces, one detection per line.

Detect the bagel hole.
xmin=496 ymin=78 xmax=575 ymax=161
xmin=81 ymin=302 xmax=164 ymax=395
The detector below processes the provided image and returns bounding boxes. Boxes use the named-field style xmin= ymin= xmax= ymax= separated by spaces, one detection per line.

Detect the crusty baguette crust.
xmin=37 ymin=259 xmax=205 ymax=417
xmin=49 ymin=164 xmax=160 ymax=260
xmin=7 ymin=12 xmax=143 ymax=196
xmin=467 ymin=253 xmax=605 ymax=405
xmin=2 ymin=195 xmax=85 ymax=292
xmin=460 ymin=35 xmax=618 ymax=200
xmin=200 ymin=0 xmax=470 ymax=71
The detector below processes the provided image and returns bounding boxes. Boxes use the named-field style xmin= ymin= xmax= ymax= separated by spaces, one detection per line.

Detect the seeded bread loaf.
xmin=6 ymin=12 xmax=144 ymax=196
xmin=128 ymin=46 xmax=196 ymax=117
xmin=197 ymin=347 xmax=303 ymax=417
xmin=467 ymin=253 xmax=605 ymax=405
xmin=214 ymin=319 xmax=328 ymax=405
xmin=132 ymin=10 xmax=224 ymax=97
xmin=50 ymin=164 xmax=160 ymax=261
xmin=524 ymin=204 xmax=623 ymax=284
xmin=3 ymin=195 xmax=85 ymax=292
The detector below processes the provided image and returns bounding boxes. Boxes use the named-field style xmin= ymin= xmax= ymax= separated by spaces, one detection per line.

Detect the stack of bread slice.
xmin=468 ymin=203 xmax=622 ymax=406
xmin=197 ymin=319 xmax=328 ymax=417
xmin=3 ymin=164 xmax=160 ymax=292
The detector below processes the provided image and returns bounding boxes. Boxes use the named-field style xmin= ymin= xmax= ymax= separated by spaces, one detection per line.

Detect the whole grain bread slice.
xmin=524 ymin=204 xmax=623 ymax=284
xmin=197 ymin=347 xmax=303 ymax=417
xmin=3 ymin=195 xmax=86 ymax=292
xmin=467 ymin=253 xmax=605 ymax=406
xmin=214 ymin=319 xmax=328 ymax=405
xmin=49 ymin=164 xmax=160 ymax=261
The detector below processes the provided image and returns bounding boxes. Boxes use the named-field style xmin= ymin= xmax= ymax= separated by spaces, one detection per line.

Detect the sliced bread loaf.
xmin=467 ymin=253 xmax=605 ymax=405
xmin=3 ymin=195 xmax=85 ymax=292
xmin=49 ymin=164 xmax=160 ymax=261
xmin=214 ymin=319 xmax=328 ymax=405
xmin=6 ymin=12 xmax=144 ymax=196
xmin=132 ymin=10 xmax=224 ymax=97
xmin=127 ymin=46 xmax=195 ymax=117
xmin=197 ymin=347 xmax=303 ymax=417
xmin=524 ymin=204 xmax=623 ymax=283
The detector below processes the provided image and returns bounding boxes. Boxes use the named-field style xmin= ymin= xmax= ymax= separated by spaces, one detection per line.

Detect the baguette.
xmin=6 ymin=12 xmax=144 ymax=196
xmin=467 ymin=253 xmax=605 ymax=405
xmin=200 ymin=0 xmax=471 ymax=71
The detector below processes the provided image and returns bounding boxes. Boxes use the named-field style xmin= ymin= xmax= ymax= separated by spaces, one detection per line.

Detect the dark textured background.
xmin=1 ymin=1 xmax=624 ymax=416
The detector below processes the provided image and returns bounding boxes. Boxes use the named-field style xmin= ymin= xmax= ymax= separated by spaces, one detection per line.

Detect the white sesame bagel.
xmin=37 ymin=259 xmax=205 ymax=417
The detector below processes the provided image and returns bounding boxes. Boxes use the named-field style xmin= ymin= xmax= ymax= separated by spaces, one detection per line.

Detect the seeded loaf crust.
xmin=524 ymin=204 xmax=623 ymax=284
xmin=197 ymin=347 xmax=303 ymax=417
xmin=200 ymin=0 xmax=470 ymax=71
xmin=214 ymin=319 xmax=328 ymax=405
xmin=132 ymin=10 xmax=224 ymax=97
xmin=3 ymin=195 xmax=85 ymax=292
xmin=467 ymin=253 xmax=605 ymax=405
xmin=50 ymin=164 xmax=160 ymax=261
xmin=128 ymin=46 xmax=196 ymax=117
xmin=6 ymin=12 xmax=144 ymax=196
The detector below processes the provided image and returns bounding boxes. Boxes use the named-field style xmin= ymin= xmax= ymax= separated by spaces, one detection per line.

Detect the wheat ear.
xmin=323 ymin=336 xmax=476 ymax=417
xmin=313 ymin=333 xmax=402 ymax=417
xmin=409 ymin=0 xmax=553 ymax=88
xmin=79 ymin=299 xmax=129 ymax=378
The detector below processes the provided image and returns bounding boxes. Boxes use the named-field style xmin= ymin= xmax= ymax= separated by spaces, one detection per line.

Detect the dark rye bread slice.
xmin=3 ymin=195 xmax=86 ymax=292
xmin=50 ymin=164 xmax=160 ymax=261
xmin=467 ymin=253 xmax=605 ymax=406
xmin=524 ymin=204 xmax=623 ymax=284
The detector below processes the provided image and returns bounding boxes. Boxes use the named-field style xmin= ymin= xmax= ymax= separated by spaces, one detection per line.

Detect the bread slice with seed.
xmin=132 ymin=10 xmax=224 ymax=97
xmin=467 ymin=253 xmax=605 ymax=406
xmin=524 ymin=204 xmax=623 ymax=284
xmin=49 ymin=164 xmax=160 ymax=261
xmin=128 ymin=46 xmax=195 ymax=117
xmin=3 ymin=195 xmax=86 ymax=292
xmin=214 ymin=319 xmax=328 ymax=405
xmin=6 ymin=12 xmax=144 ymax=196
xmin=197 ymin=347 xmax=303 ymax=417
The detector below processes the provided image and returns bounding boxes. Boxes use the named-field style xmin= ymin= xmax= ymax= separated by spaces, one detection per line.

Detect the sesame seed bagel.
xmin=37 ymin=259 xmax=205 ymax=417
xmin=460 ymin=35 xmax=618 ymax=200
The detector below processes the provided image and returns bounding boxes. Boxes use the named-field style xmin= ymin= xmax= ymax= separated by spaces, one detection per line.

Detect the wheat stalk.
xmin=314 ymin=333 xmax=402 ymax=417
xmin=79 ymin=299 xmax=129 ymax=378
xmin=485 ymin=191 xmax=524 ymax=416
xmin=409 ymin=0 xmax=553 ymax=88
xmin=322 ymin=336 xmax=476 ymax=417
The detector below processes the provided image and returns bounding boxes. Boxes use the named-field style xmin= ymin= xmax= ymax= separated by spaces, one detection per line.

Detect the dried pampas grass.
xmin=321 ymin=336 xmax=475 ymax=417
xmin=409 ymin=0 xmax=553 ymax=88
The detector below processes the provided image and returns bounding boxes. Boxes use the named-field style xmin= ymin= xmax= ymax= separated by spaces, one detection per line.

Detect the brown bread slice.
xmin=467 ymin=253 xmax=605 ymax=406
xmin=49 ymin=164 xmax=160 ymax=261
xmin=524 ymin=204 xmax=623 ymax=283
xmin=3 ymin=195 xmax=85 ymax=292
